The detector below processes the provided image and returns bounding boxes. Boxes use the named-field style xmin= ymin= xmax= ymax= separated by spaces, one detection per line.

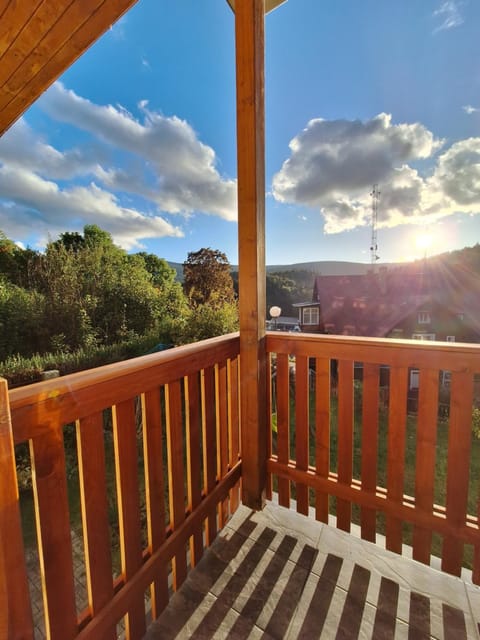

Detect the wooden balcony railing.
xmin=2 ymin=330 xmax=480 ymax=638
xmin=0 ymin=334 xmax=241 ymax=639
xmin=266 ymin=332 xmax=480 ymax=585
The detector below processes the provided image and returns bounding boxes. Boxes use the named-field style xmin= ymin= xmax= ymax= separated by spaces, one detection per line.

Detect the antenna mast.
xmin=370 ymin=184 xmax=380 ymax=265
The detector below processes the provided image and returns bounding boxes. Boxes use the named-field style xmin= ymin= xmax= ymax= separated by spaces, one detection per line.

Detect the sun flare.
xmin=415 ymin=231 xmax=433 ymax=252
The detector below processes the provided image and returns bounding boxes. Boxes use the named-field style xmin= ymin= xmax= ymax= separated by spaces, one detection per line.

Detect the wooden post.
xmin=235 ymin=0 xmax=267 ymax=510
xmin=0 ymin=378 xmax=33 ymax=639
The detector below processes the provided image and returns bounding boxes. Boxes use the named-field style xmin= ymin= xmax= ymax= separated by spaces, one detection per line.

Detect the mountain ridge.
xmin=168 ymin=259 xmax=406 ymax=281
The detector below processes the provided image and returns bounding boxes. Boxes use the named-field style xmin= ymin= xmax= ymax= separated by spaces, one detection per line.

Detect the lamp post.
xmin=269 ymin=305 xmax=281 ymax=330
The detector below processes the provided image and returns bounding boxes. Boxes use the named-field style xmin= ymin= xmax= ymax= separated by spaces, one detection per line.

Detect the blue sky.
xmin=1 ymin=0 xmax=480 ymax=265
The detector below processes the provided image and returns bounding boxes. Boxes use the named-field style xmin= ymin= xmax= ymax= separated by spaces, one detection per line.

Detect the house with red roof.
xmin=294 ymin=263 xmax=480 ymax=344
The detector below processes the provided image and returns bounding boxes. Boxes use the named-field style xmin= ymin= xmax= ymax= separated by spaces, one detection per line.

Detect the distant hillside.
xmin=264 ymin=260 xmax=403 ymax=276
xmin=170 ymin=245 xmax=480 ymax=285
xmin=168 ymin=259 xmax=390 ymax=283
xmin=168 ymin=262 xmax=184 ymax=281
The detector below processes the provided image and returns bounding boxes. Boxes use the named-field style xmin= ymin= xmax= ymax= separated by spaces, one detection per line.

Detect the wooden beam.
xmin=0 ymin=0 xmax=139 ymax=136
xmin=235 ymin=0 xmax=267 ymax=510
xmin=0 ymin=378 xmax=33 ymax=639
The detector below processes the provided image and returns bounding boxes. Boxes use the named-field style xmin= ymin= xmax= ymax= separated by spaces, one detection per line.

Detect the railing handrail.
xmin=267 ymin=331 xmax=480 ymax=371
xmin=9 ymin=332 xmax=240 ymax=444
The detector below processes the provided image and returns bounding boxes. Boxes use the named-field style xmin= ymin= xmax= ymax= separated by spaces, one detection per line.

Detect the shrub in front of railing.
xmin=0 ymin=330 xmax=165 ymax=388
xmin=473 ymin=407 xmax=480 ymax=439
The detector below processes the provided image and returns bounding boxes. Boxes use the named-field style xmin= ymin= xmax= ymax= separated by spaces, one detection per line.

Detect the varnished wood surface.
xmin=0 ymin=0 xmax=139 ymax=135
xmin=360 ymin=363 xmax=380 ymax=542
xmin=6 ymin=336 xmax=242 ymax=638
xmin=267 ymin=332 xmax=480 ymax=585
xmin=236 ymin=0 xmax=267 ymax=510
xmin=30 ymin=428 xmax=77 ymax=639
xmin=0 ymin=378 xmax=33 ymax=639
xmin=76 ymin=413 xmax=115 ymax=638
xmin=412 ymin=369 xmax=439 ymax=565
xmin=442 ymin=371 xmax=474 ymax=576
xmin=336 ymin=359 xmax=354 ymax=532
xmin=385 ymin=366 xmax=408 ymax=553
xmin=9 ymin=333 xmax=240 ymax=443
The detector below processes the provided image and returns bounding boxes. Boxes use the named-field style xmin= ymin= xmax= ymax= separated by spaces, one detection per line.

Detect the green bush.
xmin=0 ymin=330 xmax=168 ymax=388
xmin=473 ymin=407 xmax=480 ymax=439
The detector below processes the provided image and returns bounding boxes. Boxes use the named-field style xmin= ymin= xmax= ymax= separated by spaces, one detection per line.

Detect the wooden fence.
xmin=266 ymin=332 xmax=480 ymax=585
xmin=0 ymin=334 xmax=241 ymax=639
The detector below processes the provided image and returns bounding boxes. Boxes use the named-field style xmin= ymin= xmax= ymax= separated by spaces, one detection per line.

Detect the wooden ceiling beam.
xmin=0 ymin=0 xmax=139 ymax=136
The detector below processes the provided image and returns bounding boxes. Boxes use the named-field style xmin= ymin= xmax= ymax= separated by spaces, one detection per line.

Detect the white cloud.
xmin=272 ymin=113 xmax=480 ymax=234
xmin=0 ymin=118 xmax=102 ymax=179
xmin=0 ymin=83 xmax=237 ymax=249
xmin=463 ymin=105 xmax=480 ymax=115
xmin=39 ymin=82 xmax=237 ymax=221
xmin=429 ymin=138 xmax=480 ymax=209
xmin=273 ymin=114 xmax=440 ymax=209
xmin=0 ymin=165 xmax=183 ymax=250
xmin=433 ymin=1 xmax=464 ymax=33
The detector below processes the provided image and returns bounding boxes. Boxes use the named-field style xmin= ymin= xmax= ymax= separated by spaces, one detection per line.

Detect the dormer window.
xmin=302 ymin=307 xmax=319 ymax=325
xmin=418 ymin=311 xmax=431 ymax=324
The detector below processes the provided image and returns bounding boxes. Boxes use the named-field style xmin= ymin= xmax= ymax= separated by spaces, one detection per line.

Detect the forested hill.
xmin=229 ymin=244 xmax=480 ymax=317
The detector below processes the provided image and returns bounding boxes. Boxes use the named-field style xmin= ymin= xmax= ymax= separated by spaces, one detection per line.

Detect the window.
xmin=303 ymin=307 xmax=319 ymax=325
xmin=410 ymin=369 xmax=419 ymax=389
xmin=418 ymin=311 xmax=431 ymax=324
xmin=446 ymin=335 xmax=455 ymax=342
xmin=441 ymin=371 xmax=451 ymax=387
xmin=412 ymin=333 xmax=436 ymax=341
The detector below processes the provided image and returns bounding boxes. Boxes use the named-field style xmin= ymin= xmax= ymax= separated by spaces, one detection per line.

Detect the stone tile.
xmin=262 ymin=547 xmax=317 ymax=639
xmin=465 ymin=582 xmax=480 ymax=640
xmin=224 ymin=504 xmax=255 ymax=537
xmin=317 ymin=586 xmax=347 ymax=639
xmin=285 ymin=559 xmax=341 ymax=639
xmin=393 ymin=619 xmax=410 ymax=639
xmin=210 ymin=532 xmax=276 ymax=598
xmin=311 ymin=524 xmax=471 ymax=613
xmin=142 ymin=501 xmax=479 ymax=639
xmin=144 ymin=590 xmax=217 ymax=639
xmin=252 ymin=504 xmax=324 ymax=547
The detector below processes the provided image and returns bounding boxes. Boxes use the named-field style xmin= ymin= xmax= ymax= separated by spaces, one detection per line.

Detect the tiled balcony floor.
xmin=144 ymin=502 xmax=480 ymax=639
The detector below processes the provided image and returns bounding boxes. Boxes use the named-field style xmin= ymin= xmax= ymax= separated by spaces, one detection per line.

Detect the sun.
xmin=415 ymin=231 xmax=433 ymax=253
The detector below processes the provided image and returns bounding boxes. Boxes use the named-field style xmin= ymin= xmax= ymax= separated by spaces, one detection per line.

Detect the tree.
xmin=178 ymin=301 xmax=238 ymax=343
xmin=136 ymin=252 xmax=177 ymax=287
xmin=0 ymin=277 xmax=47 ymax=357
xmin=26 ymin=226 xmax=188 ymax=351
xmin=51 ymin=231 xmax=85 ymax=252
xmin=183 ymin=248 xmax=235 ymax=307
